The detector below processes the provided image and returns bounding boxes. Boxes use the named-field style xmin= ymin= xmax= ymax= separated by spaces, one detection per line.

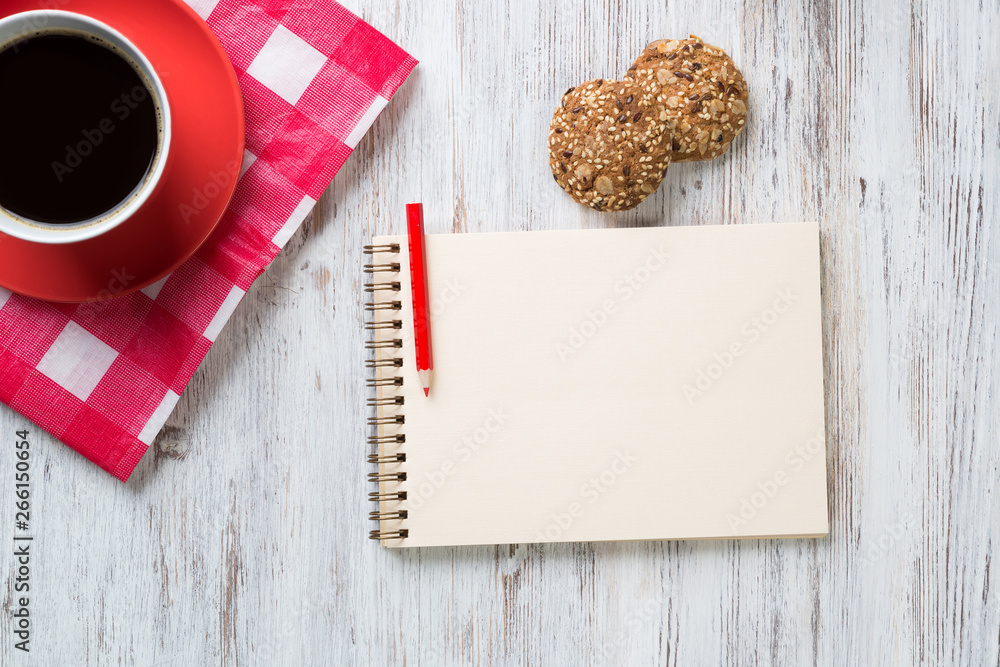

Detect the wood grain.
xmin=2 ymin=0 xmax=998 ymax=664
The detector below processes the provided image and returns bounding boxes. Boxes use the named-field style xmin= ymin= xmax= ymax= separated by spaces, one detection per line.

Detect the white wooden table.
xmin=2 ymin=0 xmax=998 ymax=664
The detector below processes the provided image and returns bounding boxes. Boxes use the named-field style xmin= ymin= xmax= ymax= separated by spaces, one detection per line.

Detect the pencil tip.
xmin=418 ymin=370 xmax=432 ymax=396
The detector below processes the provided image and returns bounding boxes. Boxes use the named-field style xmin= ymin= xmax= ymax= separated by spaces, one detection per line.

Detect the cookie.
xmin=548 ymin=78 xmax=672 ymax=212
xmin=625 ymin=36 xmax=748 ymax=162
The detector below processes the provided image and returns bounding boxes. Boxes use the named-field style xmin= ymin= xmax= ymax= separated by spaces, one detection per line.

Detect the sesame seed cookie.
xmin=548 ymin=78 xmax=672 ymax=212
xmin=625 ymin=36 xmax=748 ymax=162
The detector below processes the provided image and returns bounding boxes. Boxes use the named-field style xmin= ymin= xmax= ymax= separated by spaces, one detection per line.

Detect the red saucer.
xmin=0 ymin=0 xmax=245 ymax=303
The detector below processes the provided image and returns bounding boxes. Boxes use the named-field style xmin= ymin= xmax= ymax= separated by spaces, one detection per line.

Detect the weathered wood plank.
xmin=1 ymin=0 xmax=997 ymax=664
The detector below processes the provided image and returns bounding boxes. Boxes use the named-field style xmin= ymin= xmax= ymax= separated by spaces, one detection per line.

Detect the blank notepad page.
xmin=367 ymin=223 xmax=828 ymax=547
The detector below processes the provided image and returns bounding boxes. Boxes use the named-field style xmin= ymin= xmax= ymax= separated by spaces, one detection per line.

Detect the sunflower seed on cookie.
xmin=548 ymin=78 xmax=672 ymax=212
xmin=625 ymin=35 xmax=749 ymax=163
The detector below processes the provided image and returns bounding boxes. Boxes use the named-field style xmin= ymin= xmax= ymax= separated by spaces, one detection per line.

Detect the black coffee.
xmin=0 ymin=33 xmax=160 ymax=225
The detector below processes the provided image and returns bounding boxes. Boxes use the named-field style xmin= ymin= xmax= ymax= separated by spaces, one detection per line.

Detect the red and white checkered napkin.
xmin=0 ymin=0 xmax=417 ymax=481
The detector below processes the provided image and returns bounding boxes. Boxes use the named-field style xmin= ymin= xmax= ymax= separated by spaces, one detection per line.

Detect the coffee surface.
xmin=0 ymin=33 xmax=159 ymax=225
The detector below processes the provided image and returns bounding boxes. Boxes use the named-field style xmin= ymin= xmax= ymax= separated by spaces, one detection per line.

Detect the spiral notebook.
xmin=364 ymin=223 xmax=828 ymax=547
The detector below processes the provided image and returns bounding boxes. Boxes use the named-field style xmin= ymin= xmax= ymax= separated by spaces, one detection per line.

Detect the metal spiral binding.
xmin=367 ymin=453 xmax=406 ymax=464
xmin=366 ymin=301 xmax=402 ymax=312
xmin=369 ymin=491 xmax=407 ymax=502
xmin=363 ymin=243 xmax=409 ymax=541
xmin=368 ymin=433 xmax=405 ymax=445
xmin=368 ymin=396 xmax=404 ymax=407
xmin=366 ymin=359 xmax=403 ymax=370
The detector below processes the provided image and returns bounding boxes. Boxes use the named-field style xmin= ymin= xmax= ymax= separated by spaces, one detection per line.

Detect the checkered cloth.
xmin=0 ymin=0 xmax=416 ymax=481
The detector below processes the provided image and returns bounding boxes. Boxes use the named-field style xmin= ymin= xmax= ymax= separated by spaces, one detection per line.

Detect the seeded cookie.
xmin=625 ymin=36 xmax=748 ymax=162
xmin=549 ymin=78 xmax=672 ymax=212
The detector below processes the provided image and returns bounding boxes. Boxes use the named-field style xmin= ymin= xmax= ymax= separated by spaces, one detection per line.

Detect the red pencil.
xmin=406 ymin=203 xmax=433 ymax=397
